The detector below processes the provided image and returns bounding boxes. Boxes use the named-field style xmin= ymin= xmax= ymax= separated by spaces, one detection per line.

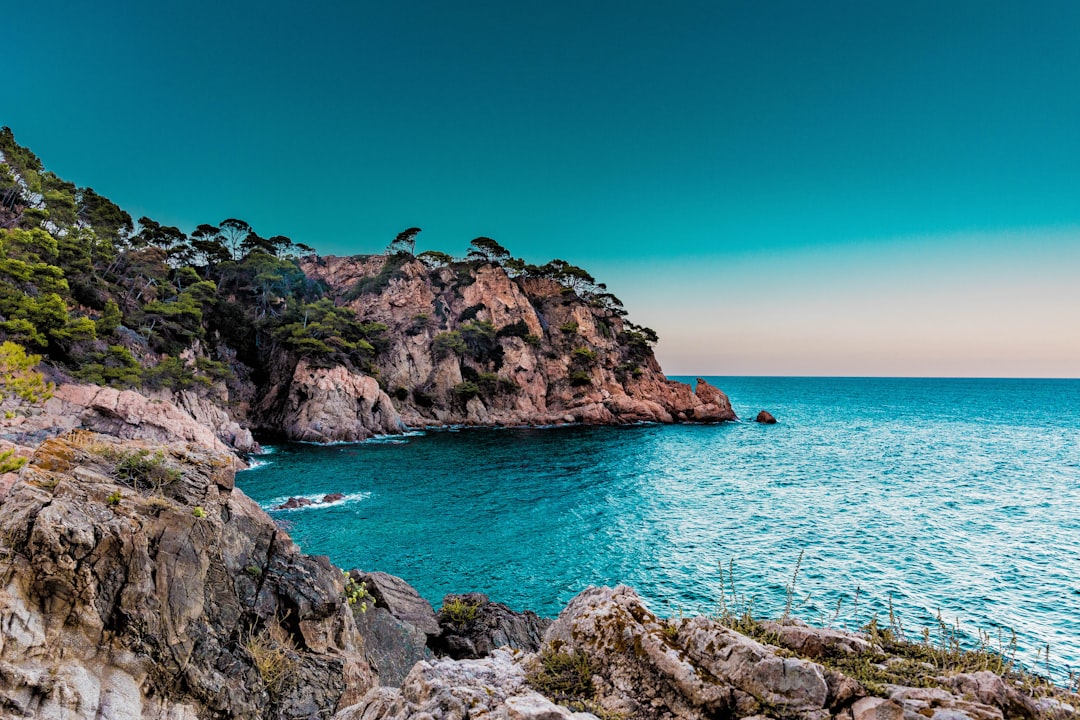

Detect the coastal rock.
xmin=358 ymin=571 xmax=441 ymax=637
xmin=262 ymin=359 xmax=405 ymax=442
xmin=353 ymin=605 xmax=434 ymax=688
xmin=300 ymin=255 xmax=740 ymax=429
xmin=0 ymin=431 xmax=374 ymax=719
xmin=543 ymin=585 xmax=830 ymax=720
xmin=278 ymin=496 xmax=316 ymax=509
xmin=432 ymin=592 xmax=551 ymax=659
xmin=324 ymin=492 xmax=346 ymax=503
xmin=333 ymin=648 xmax=573 ymax=720
xmin=755 ymin=410 xmax=777 ymax=424
xmin=0 ymin=382 xmax=246 ymax=458
xmin=758 ymin=619 xmax=873 ymax=658
xmin=694 ymin=378 xmax=738 ymax=421
xmin=852 ymin=697 xmax=905 ymax=720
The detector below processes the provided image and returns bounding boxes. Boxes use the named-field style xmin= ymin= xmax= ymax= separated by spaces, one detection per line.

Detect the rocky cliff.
xmin=0 ymin=431 xmax=370 ymax=719
xmin=288 ymin=254 xmax=734 ymax=434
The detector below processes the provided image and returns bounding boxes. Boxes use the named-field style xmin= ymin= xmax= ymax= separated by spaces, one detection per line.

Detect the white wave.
xmin=245 ymin=459 xmax=272 ymax=470
xmin=262 ymin=491 xmax=371 ymax=512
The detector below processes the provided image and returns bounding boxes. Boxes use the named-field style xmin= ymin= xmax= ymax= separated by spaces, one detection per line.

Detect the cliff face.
xmin=0 ymin=431 xmax=372 ymax=719
xmin=293 ymin=255 xmax=735 ymax=432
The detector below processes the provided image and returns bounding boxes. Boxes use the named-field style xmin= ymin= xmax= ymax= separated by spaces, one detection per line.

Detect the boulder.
xmin=333 ymin=648 xmax=582 ymax=720
xmin=278 ymin=496 xmax=316 ymax=509
xmin=694 ymin=378 xmax=738 ymax=421
xmin=323 ymin=492 xmax=346 ymax=503
xmin=755 ymin=410 xmax=777 ymax=424
xmin=432 ymin=592 xmax=551 ymax=659
xmin=543 ymin=585 xmax=830 ymax=720
xmin=354 ymin=605 xmax=434 ymax=687
xmin=357 ymin=571 xmax=441 ymax=637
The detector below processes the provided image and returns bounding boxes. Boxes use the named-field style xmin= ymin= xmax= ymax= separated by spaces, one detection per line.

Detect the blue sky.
xmin=4 ymin=1 xmax=1079 ymax=376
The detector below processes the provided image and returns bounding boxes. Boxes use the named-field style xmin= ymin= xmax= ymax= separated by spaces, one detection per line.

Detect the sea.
xmin=236 ymin=376 xmax=1080 ymax=680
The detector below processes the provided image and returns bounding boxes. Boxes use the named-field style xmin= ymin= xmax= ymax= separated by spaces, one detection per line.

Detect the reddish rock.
xmin=278 ymin=496 xmax=316 ymax=509
xmin=756 ymin=410 xmax=777 ymax=424
xmin=323 ymin=492 xmax=346 ymax=503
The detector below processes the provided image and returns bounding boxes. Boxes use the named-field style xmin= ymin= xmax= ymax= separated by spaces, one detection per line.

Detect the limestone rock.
xmin=852 ymin=697 xmax=905 ymax=720
xmin=0 ymin=432 xmax=374 ymax=719
xmin=758 ymin=619 xmax=873 ymax=658
xmin=358 ymin=571 xmax=441 ymax=637
xmin=262 ymin=359 xmax=405 ymax=442
xmin=432 ymin=592 xmax=551 ymax=659
xmin=543 ymin=585 xmax=830 ymax=720
xmin=354 ymin=605 xmax=434 ymax=688
xmin=333 ymin=648 xmax=568 ymax=720
xmin=1 ymin=383 xmax=245 ymax=457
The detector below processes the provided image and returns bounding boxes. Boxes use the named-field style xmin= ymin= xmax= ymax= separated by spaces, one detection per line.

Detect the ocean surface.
xmin=237 ymin=377 xmax=1080 ymax=679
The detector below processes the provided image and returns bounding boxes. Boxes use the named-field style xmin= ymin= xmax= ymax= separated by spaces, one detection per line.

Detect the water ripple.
xmin=238 ymin=377 xmax=1080 ymax=680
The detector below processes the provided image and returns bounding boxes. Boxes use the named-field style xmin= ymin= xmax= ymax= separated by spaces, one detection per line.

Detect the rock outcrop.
xmin=334 ymin=649 xmax=587 ymax=720
xmin=256 ymin=359 xmax=405 ymax=443
xmin=0 ymin=431 xmax=372 ymax=719
xmin=755 ymin=410 xmax=777 ymax=424
xmin=0 ymin=381 xmax=256 ymax=458
xmin=294 ymin=255 xmax=739 ymax=432
xmin=432 ymin=592 xmax=551 ymax=660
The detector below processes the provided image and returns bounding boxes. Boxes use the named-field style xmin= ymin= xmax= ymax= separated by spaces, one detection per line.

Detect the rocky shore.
xmin=0 ymin=431 xmax=1076 ymax=719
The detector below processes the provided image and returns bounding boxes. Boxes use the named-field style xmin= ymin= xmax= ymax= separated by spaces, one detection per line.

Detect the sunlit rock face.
xmin=293 ymin=255 xmax=736 ymax=433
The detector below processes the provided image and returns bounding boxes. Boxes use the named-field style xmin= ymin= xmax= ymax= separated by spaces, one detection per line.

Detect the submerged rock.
xmin=278 ymin=495 xmax=317 ymax=509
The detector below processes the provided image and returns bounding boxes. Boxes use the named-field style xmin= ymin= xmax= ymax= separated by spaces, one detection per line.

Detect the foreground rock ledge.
xmin=0 ymin=431 xmax=371 ymax=719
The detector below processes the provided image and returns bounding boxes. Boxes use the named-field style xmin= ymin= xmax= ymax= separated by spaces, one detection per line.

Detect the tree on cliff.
xmin=467 ymin=237 xmax=511 ymax=265
xmin=386 ymin=227 xmax=421 ymax=256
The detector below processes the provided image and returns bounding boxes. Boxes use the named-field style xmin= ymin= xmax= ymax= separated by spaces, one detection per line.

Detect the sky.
xmin=3 ymin=0 xmax=1079 ymax=377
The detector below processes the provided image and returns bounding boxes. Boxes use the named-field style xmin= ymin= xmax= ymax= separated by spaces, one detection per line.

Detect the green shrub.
xmin=114 ymin=449 xmax=181 ymax=491
xmin=440 ymin=597 xmax=479 ymax=624
xmin=343 ymin=571 xmax=371 ymax=611
xmin=106 ymin=490 xmax=123 ymax=506
xmin=527 ymin=649 xmax=596 ymax=708
xmin=571 ymin=346 xmax=597 ymax=362
xmin=453 ymin=381 xmax=480 ymax=400
xmin=192 ymin=505 xmax=207 ymax=518
xmin=433 ymin=330 xmax=466 ymax=357
xmin=559 ymin=321 xmax=579 ymax=334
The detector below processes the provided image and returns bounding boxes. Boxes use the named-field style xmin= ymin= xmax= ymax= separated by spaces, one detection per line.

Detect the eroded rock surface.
xmin=0 ymin=431 xmax=373 ymax=719
xmin=432 ymin=592 xmax=551 ymax=660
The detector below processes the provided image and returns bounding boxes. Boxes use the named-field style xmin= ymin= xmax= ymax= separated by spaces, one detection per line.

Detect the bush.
xmin=114 ymin=449 xmax=181 ymax=491
xmin=433 ymin=330 xmax=466 ymax=357
xmin=244 ymin=623 xmax=298 ymax=702
xmin=527 ymin=649 xmax=595 ymax=708
xmin=571 ymin=346 xmax=597 ymax=362
xmin=559 ymin=321 xmax=579 ymax=334
xmin=569 ymin=370 xmax=592 ymax=387
xmin=440 ymin=597 xmax=479 ymax=624
xmin=453 ymin=381 xmax=480 ymax=400
xmin=496 ymin=320 xmax=530 ymax=339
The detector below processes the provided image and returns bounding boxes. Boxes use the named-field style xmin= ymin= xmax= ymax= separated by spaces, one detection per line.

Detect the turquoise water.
xmin=237 ymin=377 xmax=1080 ymax=678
